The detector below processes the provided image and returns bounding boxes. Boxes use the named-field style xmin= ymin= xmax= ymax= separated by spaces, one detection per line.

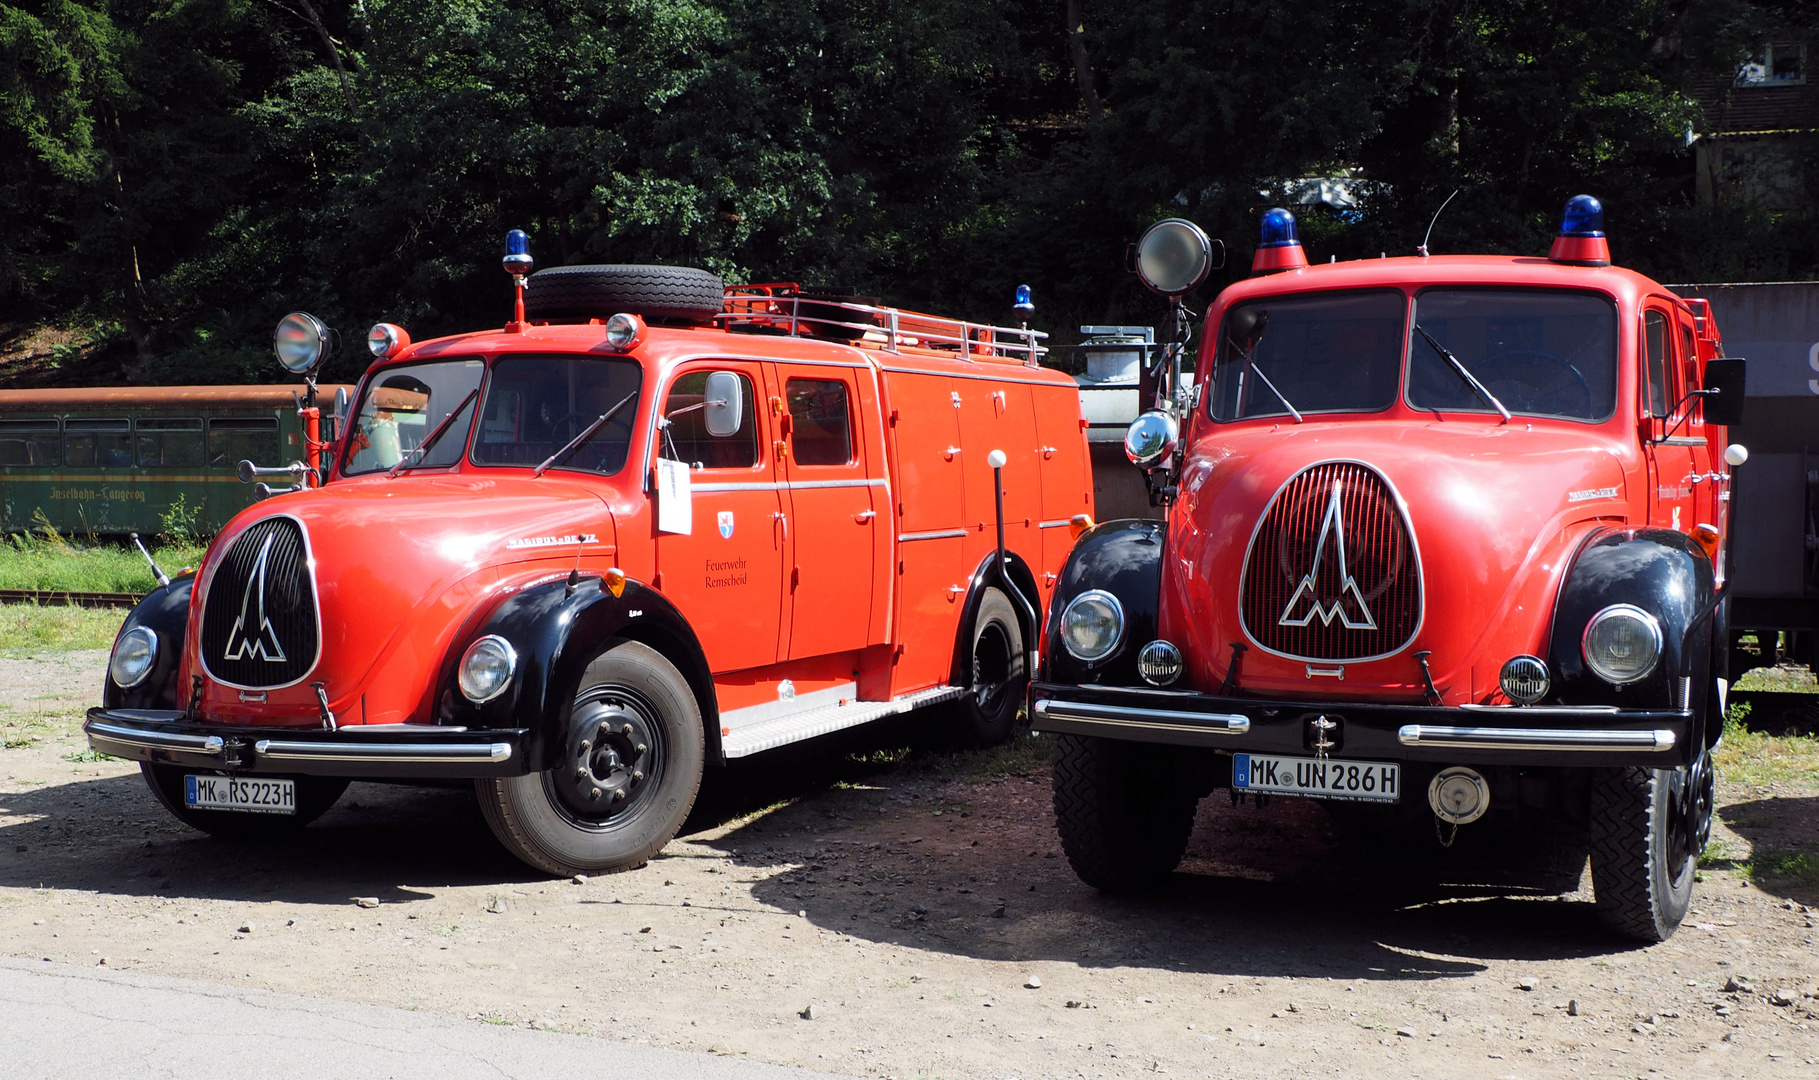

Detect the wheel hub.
xmin=557 ymin=692 xmax=659 ymax=820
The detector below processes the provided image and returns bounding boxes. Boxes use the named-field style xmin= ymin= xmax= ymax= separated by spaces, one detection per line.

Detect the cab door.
xmin=1642 ymin=305 xmax=1697 ymax=534
xmin=1676 ymin=312 xmax=1722 ymax=539
xmin=652 ymin=362 xmax=787 ymax=674
xmin=771 ymin=363 xmax=882 ymax=660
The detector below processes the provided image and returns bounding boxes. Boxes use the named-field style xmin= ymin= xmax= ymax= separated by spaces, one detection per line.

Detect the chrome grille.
xmin=1240 ymin=462 xmax=1421 ymax=661
xmin=200 ymin=517 xmax=319 ymax=687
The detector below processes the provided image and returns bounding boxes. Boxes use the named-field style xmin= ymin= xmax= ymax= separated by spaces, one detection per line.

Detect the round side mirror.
xmin=1136 ymin=219 xmax=1217 ymax=296
xmin=1124 ymin=410 xmax=1180 ymax=467
xmin=274 ymin=312 xmax=332 ymax=374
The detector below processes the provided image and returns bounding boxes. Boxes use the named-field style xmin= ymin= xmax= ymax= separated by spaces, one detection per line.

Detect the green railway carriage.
xmin=0 ymin=385 xmax=350 ymax=537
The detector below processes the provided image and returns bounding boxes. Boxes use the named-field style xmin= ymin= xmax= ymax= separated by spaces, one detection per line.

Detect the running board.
xmin=719 ymin=686 xmax=965 ymax=759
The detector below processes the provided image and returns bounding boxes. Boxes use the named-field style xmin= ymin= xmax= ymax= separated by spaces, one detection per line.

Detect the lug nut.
xmin=635 ymin=743 xmax=647 ymax=754
xmin=588 ymin=787 xmax=603 ymax=801
xmin=579 ymin=740 xmax=591 ymax=752
xmin=613 ymin=788 xmax=627 ymax=802
xmin=621 ymin=723 xmax=633 ymax=736
xmin=632 ymin=769 xmax=644 ymax=782
xmin=574 ymin=767 xmax=588 ymax=779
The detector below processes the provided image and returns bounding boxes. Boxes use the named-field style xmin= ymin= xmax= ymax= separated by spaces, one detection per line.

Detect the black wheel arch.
xmin=948 ymin=548 xmax=1043 ymax=688
xmin=440 ymin=575 xmax=720 ymax=769
xmin=1039 ymin=519 xmax=1166 ymax=687
xmin=101 ymin=572 xmax=195 ymax=711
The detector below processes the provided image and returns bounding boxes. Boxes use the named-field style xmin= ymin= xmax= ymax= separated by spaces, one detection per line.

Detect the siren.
xmin=1548 ymin=195 xmax=1611 ymax=267
xmin=1251 ymin=207 xmax=1308 ymax=274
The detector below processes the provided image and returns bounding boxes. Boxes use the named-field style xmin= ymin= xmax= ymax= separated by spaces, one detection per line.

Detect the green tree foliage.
xmin=0 ymin=0 xmax=1812 ymax=384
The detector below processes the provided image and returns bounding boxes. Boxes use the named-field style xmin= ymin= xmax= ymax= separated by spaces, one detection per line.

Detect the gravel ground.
xmin=2 ymin=647 xmax=1815 ymax=1079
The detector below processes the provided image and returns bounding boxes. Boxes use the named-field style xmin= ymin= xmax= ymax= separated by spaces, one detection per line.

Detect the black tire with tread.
xmin=477 ymin=640 xmax=704 ymax=877
xmin=1589 ymin=765 xmax=1696 ymax=941
xmin=140 ymin=762 xmax=348 ymax=839
xmin=524 ymin=264 xmax=725 ymax=324
xmin=1052 ymin=733 xmax=1198 ymax=893
xmin=953 ymin=587 xmax=1026 ymax=745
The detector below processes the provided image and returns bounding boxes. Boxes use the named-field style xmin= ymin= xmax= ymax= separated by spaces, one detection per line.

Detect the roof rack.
xmin=719 ymin=284 xmax=1047 ymax=367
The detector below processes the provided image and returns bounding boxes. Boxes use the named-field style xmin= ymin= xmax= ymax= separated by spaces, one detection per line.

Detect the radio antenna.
xmin=1417 ymin=189 xmax=1461 ymax=258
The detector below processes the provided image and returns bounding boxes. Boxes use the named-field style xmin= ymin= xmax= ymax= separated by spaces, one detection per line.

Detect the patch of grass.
xmin=478 ymin=1015 xmax=514 ymax=1026
xmin=4 ymin=707 xmax=85 ymax=749
xmin=915 ymin=731 xmax=1056 ymax=783
xmin=1715 ymin=703 xmax=1819 ymax=789
xmin=0 ymin=603 xmax=124 ymax=653
xmin=1734 ymin=664 xmax=1819 ymax=694
xmin=61 ymin=749 xmax=115 ymax=763
xmin=1750 ymin=849 xmax=1819 ymax=893
xmin=0 ymin=530 xmax=206 ymax=593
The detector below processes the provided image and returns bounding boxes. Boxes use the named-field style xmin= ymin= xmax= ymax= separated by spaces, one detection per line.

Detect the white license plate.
xmin=184 ymin=774 xmax=296 ymax=815
xmin=1232 ymin=753 xmax=1401 ymax=803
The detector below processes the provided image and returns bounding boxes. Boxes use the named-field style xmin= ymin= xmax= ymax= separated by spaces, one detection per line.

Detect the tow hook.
xmin=312 ymin=682 xmax=337 ymax=731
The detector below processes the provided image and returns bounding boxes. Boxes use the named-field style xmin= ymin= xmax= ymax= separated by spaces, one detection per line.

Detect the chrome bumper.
xmin=1033 ymin=697 xmax=1250 ymax=747
xmin=1397 ymin=724 xmax=1677 ymax=753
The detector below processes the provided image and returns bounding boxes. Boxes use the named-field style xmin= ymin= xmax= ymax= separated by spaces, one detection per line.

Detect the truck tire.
xmin=1588 ymin=763 xmax=1700 ymax=941
xmin=953 ymin=587 xmax=1026 ymax=745
xmin=139 ymin=763 xmax=348 ymax=839
xmin=1052 ymin=733 xmax=1197 ymax=893
xmin=477 ymin=639 xmax=704 ymax=876
xmin=523 ymin=264 xmax=725 ymax=325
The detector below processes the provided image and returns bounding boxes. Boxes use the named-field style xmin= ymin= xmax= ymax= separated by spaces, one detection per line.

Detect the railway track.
xmin=0 ymin=589 xmax=146 ymax=609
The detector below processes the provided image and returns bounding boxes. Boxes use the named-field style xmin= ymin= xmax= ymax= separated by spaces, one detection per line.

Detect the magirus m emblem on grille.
xmin=1278 ymin=480 xmax=1376 ymax=631
xmin=222 ymin=534 xmax=287 ymax=662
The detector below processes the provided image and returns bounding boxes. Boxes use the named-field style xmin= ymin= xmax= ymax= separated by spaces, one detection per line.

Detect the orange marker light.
xmin=605 ymin=567 xmax=627 ymax=598
xmin=1069 ymin=513 xmax=1096 ymax=539
xmin=1691 ymin=523 xmax=1720 ymax=560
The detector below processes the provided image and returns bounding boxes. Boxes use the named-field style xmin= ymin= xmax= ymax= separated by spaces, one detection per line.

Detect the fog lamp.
xmin=1498 ymin=655 xmax=1549 ymax=705
xmin=1138 ymin=640 xmax=1183 ymax=686
xmin=458 ymin=635 xmax=518 ymax=703
xmin=604 ymin=312 xmax=645 ymax=351
xmin=367 ymin=322 xmax=410 ymax=359
xmin=1582 ymin=604 xmax=1662 ymax=686
xmin=1061 ymin=590 xmax=1124 ymax=664
xmin=108 ymin=626 xmax=158 ymax=689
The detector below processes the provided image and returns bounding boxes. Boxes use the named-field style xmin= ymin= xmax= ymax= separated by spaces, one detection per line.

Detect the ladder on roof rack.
xmin=719 ymin=284 xmax=1047 ymax=367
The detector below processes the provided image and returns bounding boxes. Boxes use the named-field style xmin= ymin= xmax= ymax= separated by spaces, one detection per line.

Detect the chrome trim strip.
xmin=1038 ymin=519 xmax=1073 ymax=529
xmin=877 ymin=366 xmax=1065 ymax=387
xmin=87 ymin=721 xmax=225 ymax=756
xmin=1457 ymin=703 xmax=1621 ymax=715
xmin=253 ymin=739 xmax=513 ymax=764
xmin=898 ymin=529 xmax=968 ymax=541
xmin=690 ymin=478 xmax=887 ymax=493
xmin=1659 ymin=436 xmax=1707 ymax=446
xmin=1033 ymin=699 xmax=1250 ymax=734
xmin=1396 ymin=725 xmax=1676 ymax=752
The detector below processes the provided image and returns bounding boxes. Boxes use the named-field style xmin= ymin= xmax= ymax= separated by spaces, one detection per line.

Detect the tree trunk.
xmin=1066 ymin=0 xmax=1104 ymax=118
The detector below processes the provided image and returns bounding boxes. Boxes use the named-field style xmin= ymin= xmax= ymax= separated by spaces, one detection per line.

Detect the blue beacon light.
xmin=1014 ymin=284 xmax=1034 ymax=318
xmin=504 ymin=229 xmax=534 ymax=328
xmin=1251 ymin=207 xmax=1308 ymax=274
xmin=1258 ymin=208 xmax=1300 ymax=248
xmin=1549 ymin=195 xmax=1611 ymax=267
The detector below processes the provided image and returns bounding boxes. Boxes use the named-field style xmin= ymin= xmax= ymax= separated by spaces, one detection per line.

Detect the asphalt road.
xmin=0 ymin=956 xmax=844 ymax=1080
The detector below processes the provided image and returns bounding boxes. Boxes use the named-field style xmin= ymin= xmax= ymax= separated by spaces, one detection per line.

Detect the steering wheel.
xmin=1480 ymin=349 xmax=1593 ymax=416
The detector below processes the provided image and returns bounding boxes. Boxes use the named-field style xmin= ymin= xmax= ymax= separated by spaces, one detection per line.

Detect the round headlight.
xmin=367 ymin=322 xmax=411 ymax=358
xmin=1582 ymin=604 xmax=1663 ymax=686
xmin=604 ymin=312 xmax=645 ymax=351
xmin=108 ymin=626 xmax=159 ymax=689
xmin=1135 ymin=218 xmax=1216 ymax=296
xmin=1061 ymin=590 xmax=1125 ymax=664
xmin=274 ymin=312 xmax=330 ymax=374
xmin=458 ymin=635 xmax=518 ymax=703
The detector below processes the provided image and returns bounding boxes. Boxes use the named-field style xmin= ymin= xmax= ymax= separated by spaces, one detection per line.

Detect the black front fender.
xmin=1038 ymin=519 xmax=1166 ymax=687
xmin=439 ymin=576 xmax=717 ymax=771
xmin=100 ymin=573 xmax=195 ymax=711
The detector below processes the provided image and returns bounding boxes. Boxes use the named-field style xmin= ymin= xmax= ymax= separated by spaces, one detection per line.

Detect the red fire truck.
xmin=1033 ymin=198 xmax=1748 ymax=941
xmin=85 ymin=242 xmax=1092 ymax=876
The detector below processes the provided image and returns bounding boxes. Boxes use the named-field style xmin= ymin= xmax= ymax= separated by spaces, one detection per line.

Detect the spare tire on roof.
xmin=523 ymin=264 xmax=726 ymax=325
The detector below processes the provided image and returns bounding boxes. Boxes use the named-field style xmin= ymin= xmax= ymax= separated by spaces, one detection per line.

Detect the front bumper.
xmin=1030 ymin=682 xmax=1694 ymax=768
xmin=85 ymin=708 xmax=530 ymax=779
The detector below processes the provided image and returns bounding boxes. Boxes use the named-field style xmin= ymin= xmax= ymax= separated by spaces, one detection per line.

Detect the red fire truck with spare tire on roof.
xmin=85 ymin=233 xmax=1093 ymax=876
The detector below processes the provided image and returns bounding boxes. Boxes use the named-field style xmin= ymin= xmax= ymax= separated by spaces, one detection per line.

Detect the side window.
xmin=0 ymin=419 xmax=60 ymax=466
xmin=137 ymin=418 xmax=204 ymax=467
xmin=663 ymin=371 xmax=757 ymax=469
xmin=65 ymin=418 xmax=133 ymax=467
xmin=208 ymin=417 xmax=281 ymax=469
xmin=1643 ymin=311 xmax=1670 ymax=419
xmin=786 ymin=378 xmax=853 ymax=466
xmin=1680 ymin=324 xmax=1700 ymax=420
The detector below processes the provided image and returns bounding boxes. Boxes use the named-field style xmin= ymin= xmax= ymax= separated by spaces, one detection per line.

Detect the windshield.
xmin=343 ymin=359 xmax=486 ymax=475
xmin=1209 ymin=290 xmax=1405 ymax=421
xmin=470 ymin=355 xmax=643 ymax=475
xmin=1407 ymin=289 xmax=1616 ymax=421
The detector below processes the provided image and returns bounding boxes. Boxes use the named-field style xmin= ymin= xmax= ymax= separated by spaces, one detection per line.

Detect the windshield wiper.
xmin=1414 ymin=323 xmax=1511 ymax=423
xmin=1227 ymin=331 xmax=1303 ymax=423
xmin=533 ymin=390 xmax=639 ymax=478
xmin=388 ymin=388 xmax=480 ymax=477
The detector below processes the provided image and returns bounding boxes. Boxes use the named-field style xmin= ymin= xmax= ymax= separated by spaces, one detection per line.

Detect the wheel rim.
xmin=544 ymin=682 xmax=668 ymax=831
xmin=1666 ymin=753 xmax=1713 ymax=872
xmin=971 ymin=620 xmax=1015 ymax=713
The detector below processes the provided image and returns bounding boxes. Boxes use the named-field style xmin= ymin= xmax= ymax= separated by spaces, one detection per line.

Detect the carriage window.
xmin=137 ymin=418 xmax=204 ymax=467
xmin=344 ymin=359 xmax=486 ymax=474
xmin=471 ymin=355 xmax=642 ymax=475
xmin=64 ymin=418 xmax=133 ymax=467
xmin=786 ymin=379 xmax=853 ymax=465
xmin=661 ymin=371 xmax=757 ymax=469
xmin=0 ymin=419 xmax=60 ymax=466
xmin=208 ymin=418 xmax=281 ymax=469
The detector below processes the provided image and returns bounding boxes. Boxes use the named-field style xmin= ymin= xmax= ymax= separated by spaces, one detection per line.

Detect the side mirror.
xmin=703 ymin=371 xmax=744 ymax=437
xmin=1124 ymin=410 xmax=1180 ymax=468
xmin=1703 ymin=358 xmax=1747 ymax=427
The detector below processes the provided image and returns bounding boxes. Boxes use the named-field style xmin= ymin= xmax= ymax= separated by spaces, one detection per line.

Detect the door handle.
xmin=1040 ymin=445 xmax=1056 ymax=459
xmin=944 ymin=446 xmax=961 ymax=461
xmin=854 ymin=510 xmax=876 ymax=523
xmin=774 ymin=511 xmax=788 ymax=544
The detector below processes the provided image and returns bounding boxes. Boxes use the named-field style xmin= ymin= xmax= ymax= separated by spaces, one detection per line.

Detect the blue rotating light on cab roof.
xmin=1014 ymin=284 xmax=1034 ymax=317
xmin=1559 ymin=195 xmax=1605 ymax=237
xmin=503 ymin=229 xmax=533 ymax=279
xmin=1548 ymin=194 xmax=1611 ymax=267
xmin=1257 ymin=207 xmax=1300 ymax=248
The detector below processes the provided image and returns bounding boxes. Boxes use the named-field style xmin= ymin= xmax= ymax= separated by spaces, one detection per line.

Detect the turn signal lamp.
xmin=367 ymin=322 xmax=410 ymax=359
xmin=1548 ymin=194 xmax=1611 ymax=266
xmin=1250 ymin=207 xmax=1308 ymax=274
xmin=604 ymin=312 xmax=645 ymax=351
